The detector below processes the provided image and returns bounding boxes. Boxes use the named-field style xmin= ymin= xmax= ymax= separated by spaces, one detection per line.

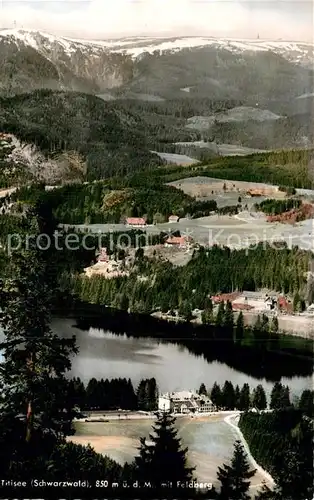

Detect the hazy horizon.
xmin=0 ymin=0 xmax=313 ymax=43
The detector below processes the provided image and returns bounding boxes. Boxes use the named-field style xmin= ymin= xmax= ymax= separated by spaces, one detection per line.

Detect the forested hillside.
xmin=0 ymin=90 xmax=312 ymax=189
xmin=70 ymin=244 xmax=311 ymax=314
xmin=0 ymin=90 xmax=163 ymax=182
xmin=239 ymin=410 xmax=313 ymax=499
xmin=11 ymin=182 xmax=218 ymax=224
xmin=113 ymin=98 xmax=314 ymax=151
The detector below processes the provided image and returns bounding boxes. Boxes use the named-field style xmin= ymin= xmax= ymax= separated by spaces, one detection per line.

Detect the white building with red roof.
xmin=125 ymin=217 xmax=147 ymax=227
xmin=164 ymin=235 xmax=192 ymax=248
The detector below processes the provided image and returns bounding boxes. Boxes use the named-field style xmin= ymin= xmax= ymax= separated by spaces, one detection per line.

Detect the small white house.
xmin=168 ymin=215 xmax=179 ymax=223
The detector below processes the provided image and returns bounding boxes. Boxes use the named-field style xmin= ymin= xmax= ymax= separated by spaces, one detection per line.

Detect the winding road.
xmin=224 ymin=412 xmax=275 ymax=488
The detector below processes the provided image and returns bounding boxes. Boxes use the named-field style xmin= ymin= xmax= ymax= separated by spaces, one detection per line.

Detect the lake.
xmin=0 ymin=316 xmax=311 ymax=490
xmin=54 ymin=318 xmax=312 ymax=400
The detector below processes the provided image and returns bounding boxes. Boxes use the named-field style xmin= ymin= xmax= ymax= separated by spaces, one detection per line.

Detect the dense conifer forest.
xmin=255 ymin=198 xmax=302 ymax=215
xmin=68 ymin=377 xmax=157 ymax=412
xmin=239 ymin=409 xmax=313 ymax=499
xmin=68 ymin=375 xmax=314 ymax=415
xmin=70 ymin=243 xmax=311 ymax=312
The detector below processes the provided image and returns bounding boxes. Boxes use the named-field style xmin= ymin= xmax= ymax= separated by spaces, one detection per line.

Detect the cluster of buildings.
xmin=124 ymin=215 xmax=193 ymax=250
xmin=211 ymin=291 xmax=293 ymax=314
xmin=125 ymin=214 xmax=180 ymax=227
xmin=158 ymin=391 xmax=215 ymax=414
xmin=83 ymin=229 xmax=194 ymax=279
xmin=84 ymin=247 xmax=130 ymax=278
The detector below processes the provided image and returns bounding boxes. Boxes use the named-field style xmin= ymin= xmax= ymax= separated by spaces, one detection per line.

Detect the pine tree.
xmin=204 ymin=296 xmax=213 ymax=313
xmin=178 ymin=300 xmax=193 ymax=322
xmin=198 ymin=383 xmax=207 ymax=396
xmin=0 ymin=207 xmax=78 ymax=478
xmin=239 ymin=384 xmax=251 ymax=412
xmin=211 ymin=383 xmax=222 ymax=409
xmin=120 ymin=293 xmax=129 ymax=311
xmin=253 ymin=315 xmax=262 ymax=332
xmin=86 ymin=378 xmax=100 ymax=409
xmin=281 ymin=385 xmax=291 ymax=408
xmin=134 ymin=412 xmax=195 ymax=488
xmin=261 ymin=314 xmax=269 ymax=334
xmin=293 ymin=292 xmax=301 ymax=312
xmin=223 ymin=301 xmax=234 ymax=329
xmin=221 ymin=381 xmax=236 ymax=410
xmin=217 ymin=440 xmax=256 ymax=500
xmin=147 ymin=378 xmax=158 ymax=411
xmin=270 ymin=382 xmax=283 ymax=410
xmin=68 ymin=377 xmax=86 ymax=411
xmin=252 ymin=385 xmax=267 ymax=411
xmin=202 ymin=307 xmax=213 ymax=325
xmin=135 ymin=436 xmax=153 ymax=483
xmin=137 ymin=380 xmax=149 ymax=410
xmin=216 ymin=301 xmax=225 ymax=326
xmin=235 ymin=312 xmax=244 ymax=342
xmin=235 ymin=385 xmax=241 ymax=409
xmin=298 ymin=389 xmax=314 ymax=418
xmin=270 ymin=316 xmax=279 ymax=334
xmin=270 ymin=383 xmax=291 ymax=410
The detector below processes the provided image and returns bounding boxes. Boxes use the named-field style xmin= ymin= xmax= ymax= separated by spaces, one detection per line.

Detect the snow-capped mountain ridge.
xmin=0 ymin=29 xmax=313 ymax=67
xmin=0 ymin=28 xmax=134 ymax=94
xmin=100 ymin=35 xmax=314 ymax=63
xmin=0 ymin=29 xmax=313 ymax=102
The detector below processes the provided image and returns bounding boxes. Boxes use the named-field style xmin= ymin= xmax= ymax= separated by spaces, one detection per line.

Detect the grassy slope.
xmin=151 ymin=149 xmax=314 ymax=189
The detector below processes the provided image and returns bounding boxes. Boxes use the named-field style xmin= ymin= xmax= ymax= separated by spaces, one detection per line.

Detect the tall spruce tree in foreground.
xmin=134 ymin=412 xmax=195 ymax=488
xmin=0 ymin=206 xmax=78 ymax=477
xmin=217 ymin=440 xmax=256 ymax=500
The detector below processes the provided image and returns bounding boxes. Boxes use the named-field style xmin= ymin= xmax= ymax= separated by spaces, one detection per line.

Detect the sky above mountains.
xmin=0 ymin=0 xmax=312 ymax=42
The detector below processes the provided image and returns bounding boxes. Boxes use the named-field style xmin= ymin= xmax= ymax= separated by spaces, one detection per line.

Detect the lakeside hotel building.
xmin=158 ymin=391 xmax=215 ymax=414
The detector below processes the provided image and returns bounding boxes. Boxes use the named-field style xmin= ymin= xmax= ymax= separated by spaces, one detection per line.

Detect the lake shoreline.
xmin=53 ymin=302 xmax=313 ymax=383
xmin=54 ymin=297 xmax=314 ymax=340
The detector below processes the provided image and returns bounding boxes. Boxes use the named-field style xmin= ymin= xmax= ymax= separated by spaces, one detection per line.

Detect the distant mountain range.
xmin=0 ymin=29 xmax=313 ymax=106
xmin=0 ymin=29 xmax=312 ymax=177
